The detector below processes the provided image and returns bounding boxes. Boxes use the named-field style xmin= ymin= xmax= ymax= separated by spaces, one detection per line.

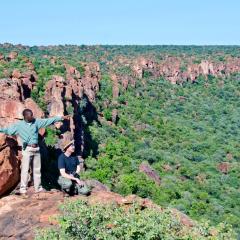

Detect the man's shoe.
xmin=35 ymin=187 xmax=47 ymax=193
xmin=19 ymin=188 xmax=27 ymax=194
xmin=18 ymin=189 xmax=28 ymax=198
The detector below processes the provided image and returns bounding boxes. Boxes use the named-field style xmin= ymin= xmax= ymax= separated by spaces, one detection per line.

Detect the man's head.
xmin=63 ymin=141 xmax=75 ymax=154
xmin=22 ymin=109 xmax=34 ymax=122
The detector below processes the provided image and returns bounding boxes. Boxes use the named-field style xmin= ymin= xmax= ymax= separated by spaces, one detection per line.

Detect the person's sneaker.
xmin=19 ymin=188 xmax=27 ymax=194
xmin=35 ymin=187 xmax=47 ymax=193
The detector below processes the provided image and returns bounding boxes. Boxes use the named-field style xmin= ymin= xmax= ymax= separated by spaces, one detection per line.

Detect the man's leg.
xmin=57 ymin=176 xmax=73 ymax=193
xmin=32 ymin=147 xmax=42 ymax=192
xmin=20 ymin=147 xmax=32 ymax=194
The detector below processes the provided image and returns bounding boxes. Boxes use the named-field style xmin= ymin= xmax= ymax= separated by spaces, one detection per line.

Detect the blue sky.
xmin=0 ymin=0 xmax=239 ymax=45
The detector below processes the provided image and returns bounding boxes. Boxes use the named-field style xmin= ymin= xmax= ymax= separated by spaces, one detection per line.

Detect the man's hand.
xmin=75 ymin=178 xmax=85 ymax=187
xmin=62 ymin=115 xmax=71 ymax=120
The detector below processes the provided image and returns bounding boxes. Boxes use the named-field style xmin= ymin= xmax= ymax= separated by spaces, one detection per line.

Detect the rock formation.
xmin=217 ymin=162 xmax=230 ymax=174
xmin=128 ymin=56 xmax=240 ymax=85
xmin=44 ymin=62 xmax=101 ymax=155
xmin=0 ymin=134 xmax=20 ymax=196
xmin=0 ymin=72 xmax=43 ymax=127
xmin=0 ymin=68 xmax=44 ymax=196
xmin=7 ymin=51 xmax=18 ymax=61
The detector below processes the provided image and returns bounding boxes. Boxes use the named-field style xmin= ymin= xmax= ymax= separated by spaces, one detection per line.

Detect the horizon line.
xmin=1 ymin=42 xmax=240 ymax=47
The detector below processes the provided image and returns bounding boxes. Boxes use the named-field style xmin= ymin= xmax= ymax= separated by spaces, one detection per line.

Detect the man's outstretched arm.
xmin=0 ymin=124 xmax=18 ymax=136
xmin=36 ymin=115 xmax=70 ymax=129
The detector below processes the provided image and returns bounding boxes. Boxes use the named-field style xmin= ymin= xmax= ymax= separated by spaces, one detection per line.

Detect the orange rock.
xmin=172 ymin=208 xmax=194 ymax=227
xmin=11 ymin=69 xmax=22 ymax=79
xmin=162 ymin=164 xmax=173 ymax=172
xmin=0 ymin=78 xmax=21 ymax=100
xmin=0 ymin=53 xmax=4 ymax=61
xmin=0 ymin=100 xmax=25 ymax=119
xmin=39 ymin=211 xmax=59 ymax=225
xmin=8 ymin=51 xmax=18 ymax=60
xmin=0 ymin=134 xmax=20 ymax=196
xmin=139 ymin=162 xmax=161 ymax=185
xmin=111 ymin=74 xmax=119 ymax=99
xmin=217 ymin=162 xmax=230 ymax=174
xmin=24 ymin=98 xmax=44 ymax=118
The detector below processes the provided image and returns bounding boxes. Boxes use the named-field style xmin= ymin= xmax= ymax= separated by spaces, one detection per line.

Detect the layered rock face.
xmin=0 ymin=68 xmax=43 ymax=128
xmin=0 ymin=70 xmax=44 ymax=196
xmin=0 ymin=134 xmax=20 ymax=196
xmin=104 ymin=55 xmax=240 ymax=100
xmin=44 ymin=62 xmax=101 ymax=155
xmin=45 ymin=62 xmax=101 ymax=116
xmin=130 ymin=56 xmax=240 ymax=84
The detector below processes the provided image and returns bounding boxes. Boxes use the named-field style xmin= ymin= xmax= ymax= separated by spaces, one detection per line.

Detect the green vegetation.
xmin=1 ymin=44 xmax=240 ymax=237
xmin=83 ymin=73 xmax=240 ymax=234
xmin=44 ymin=127 xmax=60 ymax=146
xmin=35 ymin=200 xmax=236 ymax=240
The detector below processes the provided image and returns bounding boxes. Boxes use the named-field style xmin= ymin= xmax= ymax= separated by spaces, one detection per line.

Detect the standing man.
xmin=58 ymin=139 xmax=90 ymax=196
xmin=0 ymin=108 xmax=69 ymax=195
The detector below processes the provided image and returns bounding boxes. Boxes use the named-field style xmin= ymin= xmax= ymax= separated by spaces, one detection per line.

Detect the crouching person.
xmin=58 ymin=139 xmax=90 ymax=196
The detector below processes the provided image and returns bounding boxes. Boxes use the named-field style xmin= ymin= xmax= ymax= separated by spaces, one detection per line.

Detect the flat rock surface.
xmin=0 ymin=189 xmax=67 ymax=240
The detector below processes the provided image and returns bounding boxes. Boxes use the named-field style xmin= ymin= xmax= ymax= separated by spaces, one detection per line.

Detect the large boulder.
xmin=111 ymin=74 xmax=119 ymax=99
xmin=0 ymin=100 xmax=25 ymax=119
xmin=81 ymin=62 xmax=100 ymax=102
xmin=0 ymin=98 xmax=44 ymax=129
xmin=11 ymin=69 xmax=22 ymax=79
xmin=7 ymin=51 xmax=18 ymax=61
xmin=24 ymin=98 xmax=44 ymax=118
xmin=217 ymin=162 xmax=230 ymax=174
xmin=0 ymin=78 xmax=21 ymax=100
xmin=0 ymin=134 xmax=20 ymax=196
xmin=10 ymin=69 xmax=37 ymax=100
xmin=85 ymin=179 xmax=110 ymax=192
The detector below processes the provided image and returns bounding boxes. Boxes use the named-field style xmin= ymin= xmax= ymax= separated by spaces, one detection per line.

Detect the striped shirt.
xmin=0 ymin=116 xmax=62 ymax=144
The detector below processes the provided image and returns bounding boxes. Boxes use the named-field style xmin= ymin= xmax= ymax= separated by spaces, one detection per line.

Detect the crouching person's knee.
xmin=58 ymin=176 xmax=72 ymax=191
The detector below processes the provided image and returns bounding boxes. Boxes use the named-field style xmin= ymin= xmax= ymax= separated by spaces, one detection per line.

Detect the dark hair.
xmin=22 ymin=109 xmax=33 ymax=117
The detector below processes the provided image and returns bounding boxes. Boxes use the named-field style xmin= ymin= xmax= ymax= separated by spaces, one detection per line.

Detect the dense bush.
xmin=35 ymin=200 xmax=236 ymax=240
